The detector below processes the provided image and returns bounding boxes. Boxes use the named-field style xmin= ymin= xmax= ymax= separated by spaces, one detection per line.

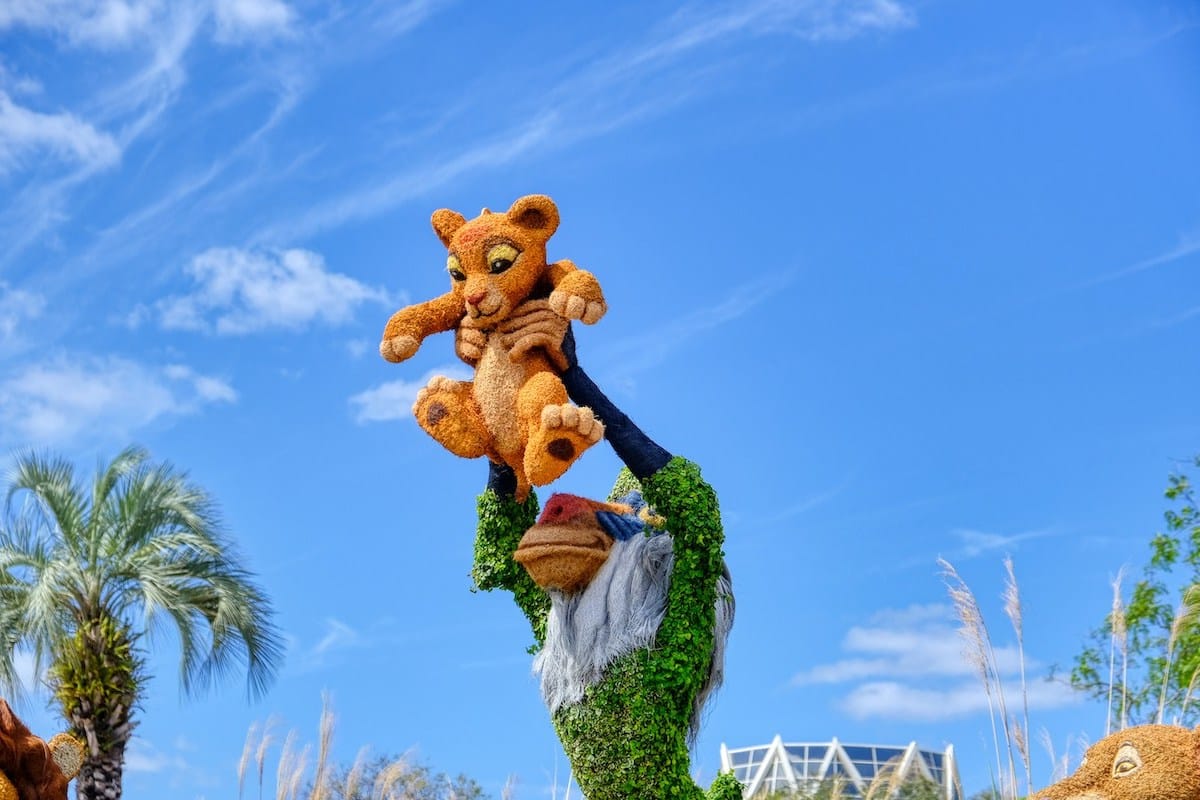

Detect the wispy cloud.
xmin=126 ymin=737 xmax=192 ymax=774
xmin=298 ymin=618 xmax=364 ymax=671
xmin=792 ymin=603 xmax=1079 ymax=721
xmin=0 ymin=355 xmax=236 ymax=446
xmin=257 ymin=113 xmax=561 ymax=244
xmin=0 ymin=282 xmax=45 ymax=347
xmin=258 ymin=0 xmax=915 ymax=243
xmin=841 ymin=678 xmax=1078 ymax=721
xmin=1081 ymin=228 xmax=1200 ymax=288
xmin=754 ymin=479 xmax=852 ymax=526
xmin=0 ymin=91 xmax=121 ymax=175
xmin=598 ymin=275 xmax=784 ymax=377
xmin=349 ymin=365 xmax=473 ymax=424
xmin=212 ymin=0 xmax=295 ymax=43
xmin=0 ymin=0 xmax=162 ymax=48
xmin=1151 ymin=304 xmax=1200 ymax=329
xmin=156 ymin=247 xmax=392 ymax=335
xmin=950 ymin=526 xmax=1056 ymax=559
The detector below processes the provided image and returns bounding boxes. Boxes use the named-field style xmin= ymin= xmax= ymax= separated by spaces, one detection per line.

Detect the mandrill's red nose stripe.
xmin=538 ymin=493 xmax=595 ymax=524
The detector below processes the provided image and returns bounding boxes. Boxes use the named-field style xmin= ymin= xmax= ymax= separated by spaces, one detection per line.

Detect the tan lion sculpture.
xmin=1034 ymin=724 xmax=1200 ymax=800
xmin=379 ymin=194 xmax=606 ymax=501
xmin=0 ymin=700 xmax=83 ymax=800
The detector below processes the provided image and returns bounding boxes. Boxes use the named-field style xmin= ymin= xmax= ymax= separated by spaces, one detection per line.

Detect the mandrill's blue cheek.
xmin=596 ymin=511 xmax=645 ymax=542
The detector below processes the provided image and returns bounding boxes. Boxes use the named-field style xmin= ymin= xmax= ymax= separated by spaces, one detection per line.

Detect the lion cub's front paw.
xmin=381 ymin=334 xmax=420 ymax=363
xmin=525 ymin=404 xmax=604 ymax=486
xmin=549 ymin=290 xmax=606 ymax=325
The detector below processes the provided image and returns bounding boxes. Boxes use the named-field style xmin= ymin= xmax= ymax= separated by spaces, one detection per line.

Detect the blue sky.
xmin=1 ymin=0 xmax=1198 ymax=797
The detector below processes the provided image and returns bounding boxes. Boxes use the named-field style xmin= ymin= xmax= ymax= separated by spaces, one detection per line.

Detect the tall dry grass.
xmin=940 ymin=558 xmax=1021 ymax=800
xmin=940 ymin=557 xmax=1038 ymax=800
xmin=238 ymin=696 xmax=511 ymax=800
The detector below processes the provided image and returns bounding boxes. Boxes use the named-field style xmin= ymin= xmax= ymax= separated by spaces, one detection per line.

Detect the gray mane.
xmin=533 ymin=530 xmax=735 ymax=744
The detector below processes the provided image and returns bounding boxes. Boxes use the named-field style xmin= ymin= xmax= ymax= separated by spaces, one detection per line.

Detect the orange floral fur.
xmin=1033 ymin=724 xmax=1200 ymax=800
xmin=0 ymin=700 xmax=83 ymax=800
xmin=380 ymin=195 xmax=606 ymax=499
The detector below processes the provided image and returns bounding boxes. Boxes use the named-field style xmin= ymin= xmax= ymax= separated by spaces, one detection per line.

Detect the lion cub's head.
xmin=1034 ymin=724 xmax=1200 ymax=800
xmin=431 ymin=195 xmax=559 ymax=328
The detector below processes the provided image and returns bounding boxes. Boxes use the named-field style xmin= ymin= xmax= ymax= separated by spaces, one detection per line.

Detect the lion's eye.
xmin=1112 ymin=743 xmax=1141 ymax=778
xmin=486 ymin=243 xmax=519 ymax=274
xmin=447 ymin=255 xmax=465 ymax=281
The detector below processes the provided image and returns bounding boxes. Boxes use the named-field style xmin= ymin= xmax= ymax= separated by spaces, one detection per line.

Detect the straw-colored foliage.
xmin=241 ymin=701 xmax=491 ymax=800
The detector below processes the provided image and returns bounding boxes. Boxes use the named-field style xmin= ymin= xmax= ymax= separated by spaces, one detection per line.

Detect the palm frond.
xmin=5 ymin=450 xmax=88 ymax=555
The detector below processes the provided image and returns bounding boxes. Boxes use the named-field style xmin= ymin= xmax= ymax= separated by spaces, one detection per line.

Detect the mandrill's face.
xmin=513 ymin=493 xmax=636 ymax=593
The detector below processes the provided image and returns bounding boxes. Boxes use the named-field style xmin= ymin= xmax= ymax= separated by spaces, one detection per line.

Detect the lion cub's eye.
xmin=1111 ymin=743 xmax=1141 ymax=778
xmin=447 ymin=254 xmax=465 ymax=281
xmin=487 ymin=243 xmax=519 ymax=274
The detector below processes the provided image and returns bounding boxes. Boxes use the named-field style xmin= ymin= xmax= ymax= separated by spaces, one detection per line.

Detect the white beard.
xmin=533 ymin=531 xmax=734 ymax=743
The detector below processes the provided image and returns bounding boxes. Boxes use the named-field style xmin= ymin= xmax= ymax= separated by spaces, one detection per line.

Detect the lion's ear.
xmin=506 ymin=195 xmax=559 ymax=238
xmin=48 ymin=734 xmax=83 ymax=781
xmin=431 ymin=209 xmax=467 ymax=248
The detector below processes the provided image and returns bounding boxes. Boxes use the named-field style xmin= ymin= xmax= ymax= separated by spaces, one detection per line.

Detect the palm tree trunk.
xmin=51 ymin=618 xmax=140 ymax=800
xmin=76 ymin=745 xmax=126 ymax=800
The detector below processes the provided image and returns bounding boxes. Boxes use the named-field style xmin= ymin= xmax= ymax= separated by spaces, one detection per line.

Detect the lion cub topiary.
xmin=380 ymin=195 xmax=606 ymax=499
xmin=1033 ymin=724 xmax=1200 ymax=800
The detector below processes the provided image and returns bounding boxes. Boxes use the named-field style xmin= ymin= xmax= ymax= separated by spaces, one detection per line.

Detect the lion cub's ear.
xmin=431 ymin=208 xmax=468 ymax=248
xmin=506 ymin=195 xmax=559 ymax=238
xmin=48 ymin=733 xmax=84 ymax=781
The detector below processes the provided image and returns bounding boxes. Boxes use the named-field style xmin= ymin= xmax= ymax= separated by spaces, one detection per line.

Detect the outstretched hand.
xmin=454 ymin=299 xmax=573 ymax=371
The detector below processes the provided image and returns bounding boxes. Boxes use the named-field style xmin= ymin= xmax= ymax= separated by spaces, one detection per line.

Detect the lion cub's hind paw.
xmin=412 ymin=376 xmax=489 ymax=459
xmin=525 ymin=404 xmax=604 ymax=486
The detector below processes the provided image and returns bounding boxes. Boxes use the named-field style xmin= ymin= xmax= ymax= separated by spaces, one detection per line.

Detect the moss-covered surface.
xmin=472 ymin=487 xmax=548 ymax=652
xmin=471 ymin=457 xmax=741 ymax=800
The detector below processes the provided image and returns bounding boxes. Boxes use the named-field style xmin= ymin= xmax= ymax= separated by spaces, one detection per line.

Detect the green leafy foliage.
xmin=1070 ymin=454 xmax=1200 ymax=726
xmin=0 ymin=446 xmax=282 ymax=799
xmin=471 ymin=457 xmax=740 ymax=800
xmin=471 ymin=488 xmax=547 ymax=652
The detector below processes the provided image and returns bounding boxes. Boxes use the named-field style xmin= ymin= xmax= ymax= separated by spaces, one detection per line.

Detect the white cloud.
xmin=158 ymin=247 xmax=392 ymax=335
xmin=951 ymin=527 xmax=1055 ymax=558
xmin=260 ymin=0 xmax=916 ymax=243
xmin=0 ymin=355 xmax=236 ymax=446
xmin=213 ymin=0 xmax=294 ymax=43
xmin=0 ymin=282 xmax=45 ymax=345
xmin=792 ymin=603 xmax=1082 ymax=721
xmin=0 ymin=62 xmax=43 ymax=96
xmin=841 ymin=677 xmax=1078 ymax=721
xmin=0 ymin=91 xmax=121 ymax=174
xmin=1084 ymin=227 xmax=1200 ymax=287
xmin=598 ymin=275 xmax=782 ymax=377
xmin=0 ymin=0 xmax=161 ymax=48
xmin=312 ymin=618 xmax=361 ymax=658
xmin=349 ymin=365 xmax=473 ymax=424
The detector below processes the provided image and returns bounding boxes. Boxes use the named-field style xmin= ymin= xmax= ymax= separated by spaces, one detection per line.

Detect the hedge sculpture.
xmin=470 ymin=327 xmax=741 ymax=800
xmin=379 ymin=195 xmax=607 ymax=500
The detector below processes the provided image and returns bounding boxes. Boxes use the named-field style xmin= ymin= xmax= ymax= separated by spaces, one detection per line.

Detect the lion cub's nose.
xmin=466 ymin=290 xmax=487 ymax=306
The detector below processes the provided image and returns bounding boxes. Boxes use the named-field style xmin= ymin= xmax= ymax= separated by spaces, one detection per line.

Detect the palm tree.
xmin=0 ymin=446 xmax=283 ymax=800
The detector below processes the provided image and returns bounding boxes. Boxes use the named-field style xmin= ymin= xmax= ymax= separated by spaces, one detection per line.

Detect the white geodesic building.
xmin=720 ymin=736 xmax=962 ymax=799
